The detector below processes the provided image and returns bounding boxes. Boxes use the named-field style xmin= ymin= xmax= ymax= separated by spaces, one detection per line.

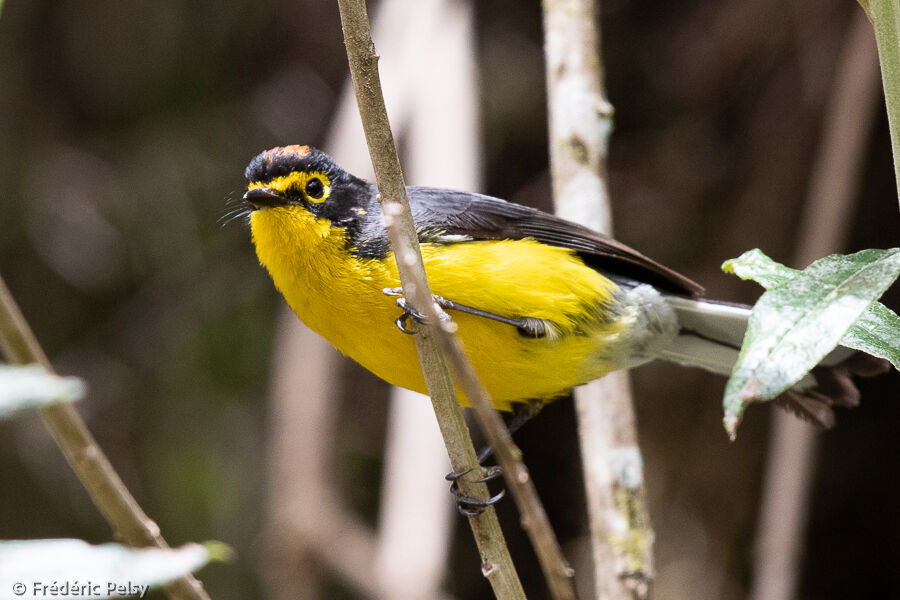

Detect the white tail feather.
xmin=665 ymin=296 xmax=750 ymax=348
xmin=660 ymin=295 xmax=856 ymax=377
xmin=657 ymin=334 xmax=739 ymax=376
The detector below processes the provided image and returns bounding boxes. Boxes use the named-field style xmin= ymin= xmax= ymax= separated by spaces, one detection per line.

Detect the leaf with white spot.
xmin=0 ymin=539 xmax=223 ymax=600
xmin=724 ymin=249 xmax=900 ymax=370
xmin=0 ymin=365 xmax=85 ymax=420
xmin=721 ymin=248 xmax=900 ymax=437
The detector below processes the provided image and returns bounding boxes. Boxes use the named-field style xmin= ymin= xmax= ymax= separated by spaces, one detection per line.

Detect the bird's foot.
xmin=382 ymin=287 xmax=452 ymax=334
xmin=446 ymin=466 xmax=505 ymax=516
xmin=444 ymin=401 xmax=541 ymax=514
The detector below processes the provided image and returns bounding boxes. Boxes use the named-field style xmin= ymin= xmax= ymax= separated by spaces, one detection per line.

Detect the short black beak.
xmin=243 ymin=187 xmax=288 ymax=209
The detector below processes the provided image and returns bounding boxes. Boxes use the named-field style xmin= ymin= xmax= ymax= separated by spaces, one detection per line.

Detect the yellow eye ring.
xmin=248 ymin=171 xmax=332 ymax=204
xmin=305 ymin=178 xmax=324 ymax=198
xmin=305 ymin=176 xmax=327 ymax=202
xmin=301 ymin=171 xmax=331 ymax=204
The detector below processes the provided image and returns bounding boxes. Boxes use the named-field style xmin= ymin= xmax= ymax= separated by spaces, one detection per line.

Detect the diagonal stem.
xmin=0 ymin=275 xmax=211 ymax=600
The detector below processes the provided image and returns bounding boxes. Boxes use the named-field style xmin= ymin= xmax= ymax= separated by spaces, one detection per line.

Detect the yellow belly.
xmin=250 ymin=209 xmax=624 ymax=410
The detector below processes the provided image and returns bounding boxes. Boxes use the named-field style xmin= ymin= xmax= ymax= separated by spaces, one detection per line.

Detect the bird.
xmin=237 ymin=144 xmax=880 ymax=427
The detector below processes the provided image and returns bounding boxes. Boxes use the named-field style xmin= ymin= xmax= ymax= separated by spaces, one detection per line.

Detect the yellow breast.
xmin=250 ymin=206 xmax=625 ymax=410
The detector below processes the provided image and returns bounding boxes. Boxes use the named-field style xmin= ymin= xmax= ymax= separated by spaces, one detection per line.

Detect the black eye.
xmin=305 ymin=177 xmax=325 ymax=199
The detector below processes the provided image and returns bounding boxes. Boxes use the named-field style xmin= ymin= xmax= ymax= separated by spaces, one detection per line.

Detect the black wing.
xmin=406 ymin=187 xmax=704 ymax=297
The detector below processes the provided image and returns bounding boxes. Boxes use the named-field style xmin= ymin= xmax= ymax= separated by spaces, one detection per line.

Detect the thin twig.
xmin=542 ymin=0 xmax=654 ymax=597
xmin=0 ymin=275 xmax=210 ymax=600
xmin=334 ymin=1 xmax=530 ymax=598
xmin=749 ymin=13 xmax=880 ymax=600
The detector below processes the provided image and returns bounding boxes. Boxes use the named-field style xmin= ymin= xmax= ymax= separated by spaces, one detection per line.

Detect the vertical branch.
xmin=0 ymin=275 xmax=211 ymax=600
xmin=334 ymin=1 xmax=527 ymax=598
xmin=542 ymin=0 xmax=614 ymax=233
xmin=262 ymin=314 xmax=338 ymax=600
xmin=541 ymin=0 xmax=654 ymax=598
xmin=749 ymin=13 xmax=880 ymax=600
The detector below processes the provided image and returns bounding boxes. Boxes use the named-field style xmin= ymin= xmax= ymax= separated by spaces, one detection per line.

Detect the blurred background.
xmin=1 ymin=0 xmax=898 ymax=599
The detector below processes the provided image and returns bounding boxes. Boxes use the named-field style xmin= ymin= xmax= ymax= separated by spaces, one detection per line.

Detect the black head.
xmin=242 ymin=145 xmax=377 ymax=241
xmin=245 ymin=145 xmax=339 ymax=185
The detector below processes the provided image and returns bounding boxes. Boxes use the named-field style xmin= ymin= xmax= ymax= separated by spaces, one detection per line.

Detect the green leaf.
xmin=722 ymin=248 xmax=799 ymax=290
xmin=840 ymin=301 xmax=900 ymax=370
xmin=0 ymin=365 xmax=85 ymax=420
xmin=722 ymin=248 xmax=900 ymax=437
xmin=200 ymin=540 xmax=235 ymax=563
xmin=0 ymin=539 xmax=216 ymax=599
xmin=724 ymin=249 xmax=900 ymax=369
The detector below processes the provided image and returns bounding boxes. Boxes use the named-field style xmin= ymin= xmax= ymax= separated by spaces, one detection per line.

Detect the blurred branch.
xmin=541 ymin=0 xmax=653 ymax=598
xmin=376 ymin=388 xmax=453 ymax=599
xmin=869 ymin=0 xmax=900 ymax=207
xmin=262 ymin=314 xmax=336 ymax=600
xmin=263 ymin=321 xmax=456 ymax=600
xmin=0 ymin=275 xmax=211 ymax=600
xmin=336 ymin=0 xmax=577 ymax=598
xmin=749 ymin=13 xmax=880 ymax=600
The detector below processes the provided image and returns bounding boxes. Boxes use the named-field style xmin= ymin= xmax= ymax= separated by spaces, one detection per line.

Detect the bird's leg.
xmin=446 ymin=400 xmax=543 ymax=516
xmin=382 ymin=287 xmax=547 ymax=338
xmin=472 ymin=400 xmax=543 ymax=464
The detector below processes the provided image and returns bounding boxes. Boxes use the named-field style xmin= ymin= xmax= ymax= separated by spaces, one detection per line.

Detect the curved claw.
xmin=395 ymin=297 xmax=423 ymax=320
xmin=392 ymin=297 xmax=423 ymax=335
xmin=457 ymin=504 xmax=485 ymax=518
xmin=395 ymin=313 xmax=416 ymax=335
xmin=390 ymin=295 xmax=426 ymax=335
xmin=476 ymin=465 xmax=503 ymax=483
xmin=446 ymin=466 xmax=506 ymax=516
xmin=449 ymin=466 xmax=503 ymax=482
xmin=446 ymin=468 xmax=472 ymax=482
xmin=449 ymin=479 xmax=506 ymax=516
